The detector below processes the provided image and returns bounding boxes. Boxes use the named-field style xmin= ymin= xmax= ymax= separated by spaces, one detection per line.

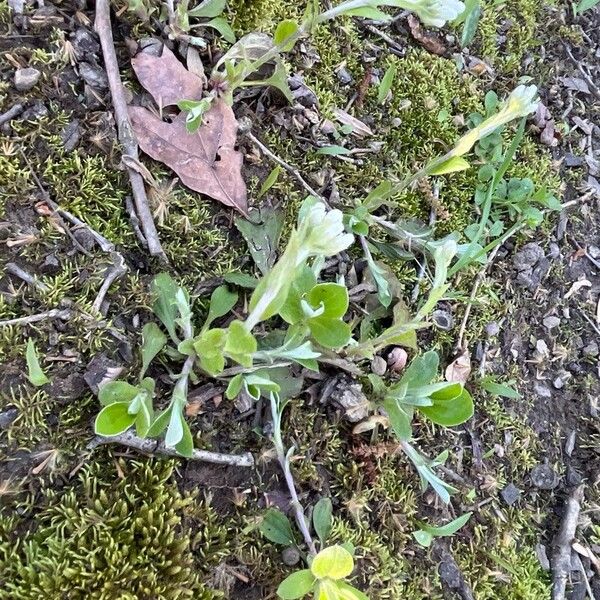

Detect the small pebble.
xmin=533 ymin=383 xmax=552 ymax=399
xmin=14 ymin=67 xmax=41 ymax=91
xmin=500 ymin=483 xmax=521 ymax=506
xmin=336 ymin=67 xmax=353 ymax=85
xmin=282 ymin=546 xmax=300 ymax=566
xmin=370 ymin=356 xmax=387 ymax=376
xmin=543 ymin=316 xmax=561 ymax=330
xmin=485 ymin=321 xmax=500 ymax=337
xmin=530 ymin=464 xmax=559 ymax=490
xmin=387 ymin=347 xmax=408 ymax=372
xmin=583 ymin=341 xmax=599 ymax=357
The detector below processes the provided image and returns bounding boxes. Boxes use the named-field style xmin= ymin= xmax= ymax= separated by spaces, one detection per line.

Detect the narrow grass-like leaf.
xmin=26 ymin=339 xmax=49 ymax=386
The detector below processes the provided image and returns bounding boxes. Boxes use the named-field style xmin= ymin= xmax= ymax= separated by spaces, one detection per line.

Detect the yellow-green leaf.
xmin=310 ymin=545 xmax=354 ymax=580
xmin=428 ymin=156 xmax=470 ymax=176
xmin=26 ymin=339 xmax=49 ymax=386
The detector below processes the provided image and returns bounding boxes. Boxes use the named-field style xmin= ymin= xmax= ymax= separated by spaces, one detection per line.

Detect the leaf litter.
xmin=129 ymin=44 xmax=247 ymax=214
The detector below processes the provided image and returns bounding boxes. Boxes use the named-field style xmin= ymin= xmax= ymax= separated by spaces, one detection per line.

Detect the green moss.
xmin=0 ymin=459 xmax=221 ymax=599
xmin=457 ymin=507 xmax=550 ymax=599
xmin=478 ymin=0 xmax=544 ymax=75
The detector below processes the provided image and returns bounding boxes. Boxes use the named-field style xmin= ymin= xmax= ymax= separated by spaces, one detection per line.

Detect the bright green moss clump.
xmin=0 ymin=459 xmax=221 ymax=600
xmin=478 ymin=0 xmax=543 ymax=74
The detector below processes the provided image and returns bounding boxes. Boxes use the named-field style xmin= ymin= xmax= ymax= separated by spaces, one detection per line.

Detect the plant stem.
xmin=270 ymin=394 xmax=317 ymax=555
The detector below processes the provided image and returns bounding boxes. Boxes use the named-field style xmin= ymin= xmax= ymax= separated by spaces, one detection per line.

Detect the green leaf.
xmin=419 ymin=512 xmax=472 ymax=537
xmin=277 ymin=569 xmax=315 ymax=599
xmin=205 ymin=17 xmax=236 ymax=43
xmin=274 ymin=19 xmax=299 ymax=51
xmin=279 ymin=267 xmax=318 ymax=324
xmin=26 ymin=339 xmax=49 ymax=386
xmin=378 ymin=63 xmax=396 ymax=104
xmin=147 ymin=406 xmax=172 ymax=437
xmin=262 ymin=62 xmax=294 ymax=103
xmin=307 ymin=283 xmax=349 ymax=319
xmin=366 ymin=256 xmax=392 ymax=308
xmin=419 ymin=387 xmax=474 ymax=427
xmin=175 ymin=418 xmax=194 ymax=457
xmin=223 ymin=272 xmax=258 ymax=289
xmin=401 ymin=351 xmax=439 ymax=389
xmin=224 ymin=320 xmax=257 ymax=367
xmin=235 ymin=208 xmax=285 ymax=275
xmin=309 ymin=317 xmax=351 ymax=349
xmin=428 ymin=156 xmax=471 ymax=176
xmin=345 ymin=6 xmax=391 ymax=20
xmin=141 ymin=322 xmax=167 ymax=378
xmin=316 ymin=145 xmax=351 ymax=156
xmin=98 ymin=381 xmax=140 ymax=406
xmin=310 ymin=545 xmax=354 ymax=580
xmin=460 ymin=0 xmax=481 ymax=47
xmin=480 ymin=378 xmax=520 ymax=399
xmin=259 ymin=508 xmax=296 ymax=545
xmin=205 ymin=285 xmax=238 ymax=329
xmin=95 ymin=402 xmax=137 ymax=436
xmin=412 ymin=529 xmax=434 ymax=547
xmin=312 ymin=497 xmax=333 ymax=545
xmin=225 ymin=374 xmax=244 ymax=400
xmin=165 ymin=404 xmax=185 ymax=447
xmin=187 ymin=0 xmax=225 ymax=18
xmin=152 ymin=273 xmax=180 ymax=343
xmin=134 ymin=394 xmax=154 ymax=438
xmin=194 ymin=328 xmax=227 ymax=375
xmin=383 ymin=398 xmax=413 ymax=441
xmin=336 ymin=581 xmax=369 ymax=600
xmin=575 ymin=0 xmax=600 ymax=14
xmin=258 ymin=165 xmax=282 ymax=199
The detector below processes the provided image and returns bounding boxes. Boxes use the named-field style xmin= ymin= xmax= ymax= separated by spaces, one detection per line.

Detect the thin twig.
xmin=5 ymin=263 xmax=49 ymax=293
xmin=246 ymin=132 xmax=325 ymax=201
xmin=0 ymin=309 xmax=73 ymax=327
xmin=552 ymin=485 xmax=585 ymax=600
xmin=88 ymin=430 xmax=255 ymax=467
xmin=361 ymin=22 xmax=405 ymax=56
xmin=0 ymin=103 xmax=24 ymax=128
xmin=94 ymin=0 xmax=167 ymax=262
xmin=455 ymin=242 xmax=503 ymax=354
xmin=91 ymin=253 xmax=128 ymax=314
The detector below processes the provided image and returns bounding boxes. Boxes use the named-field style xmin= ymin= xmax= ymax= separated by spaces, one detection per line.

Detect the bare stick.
xmin=455 ymin=243 xmax=502 ymax=354
xmin=552 ymin=485 xmax=585 ymax=600
xmin=0 ymin=103 xmax=24 ymax=127
xmin=5 ymin=263 xmax=49 ymax=293
xmin=88 ymin=430 xmax=255 ymax=467
xmin=94 ymin=0 xmax=167 ymax=262
xmin=0 ymin=309 xmax=73 ymax=327
xmin=91 ymin=253 xmax=128 ymax=314
xmin=246 ymin=132 xmax=324 ymax=201
xmin=362 ymin=23 xmax=405 ymax=56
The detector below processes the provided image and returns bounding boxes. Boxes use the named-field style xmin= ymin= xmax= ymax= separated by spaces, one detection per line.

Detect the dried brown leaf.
xmin=407 ymin=15 xmax=447 ymax=56
xmin=131 ymin=45 xmax=204 ymax=108
xmin=332 ymin=108 xmax=373 ymax=138
xmin=129 ymin=100 xmax=248 ymax=214
xmin=445 ymin=350 xmax=471 ymax=383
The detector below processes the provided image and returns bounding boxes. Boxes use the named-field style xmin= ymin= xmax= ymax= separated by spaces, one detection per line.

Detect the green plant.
xmin=178 ymin=0 xmax=467 ymax=121
xmin=25 ymin=339 xmax=49 ymax=387
xmin=412 ymin=512 xmax=472 ymax=547
xmin=574 ymin=0 xmax=600 ymax=15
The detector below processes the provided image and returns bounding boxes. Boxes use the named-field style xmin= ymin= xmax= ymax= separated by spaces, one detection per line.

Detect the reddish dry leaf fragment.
xmin=131 ymin=45 xmax=204 ymax=108
xmin=407 ymin=15 xmax=447 ymax=56
xmin=129 ymin=99 xmax=248 ymax=215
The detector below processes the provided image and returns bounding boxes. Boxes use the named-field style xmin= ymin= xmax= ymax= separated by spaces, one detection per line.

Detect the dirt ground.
xmin=1 ymin=1 xmax=600 ymax=599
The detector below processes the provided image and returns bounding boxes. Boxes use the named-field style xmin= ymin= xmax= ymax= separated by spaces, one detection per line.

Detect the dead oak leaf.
xmin=131 ymin=45 xmax=204 ymax=108
xmin=129 ymin=100 xmax=248 ymax=215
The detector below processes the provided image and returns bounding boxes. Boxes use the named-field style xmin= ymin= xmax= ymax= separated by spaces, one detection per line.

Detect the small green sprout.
xmin=412 ymin=512 xmax=473 ymax=547
xmin=25 ymin=339 xmax=49 ymax=387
